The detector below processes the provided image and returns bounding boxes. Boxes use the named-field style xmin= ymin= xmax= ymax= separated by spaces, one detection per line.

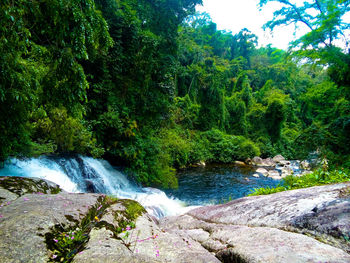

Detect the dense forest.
xmin=1 ymin=0 xmax=349 ymax=188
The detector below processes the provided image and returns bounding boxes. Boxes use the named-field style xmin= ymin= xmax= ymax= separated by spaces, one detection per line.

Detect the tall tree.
xmin=259 ymin=0 xmax=350 ymax=50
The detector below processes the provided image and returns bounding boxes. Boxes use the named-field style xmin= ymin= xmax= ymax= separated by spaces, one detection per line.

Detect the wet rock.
xmin=234 ymin=161 xmax=246 ymax=166
xmin=252 ymin=173 xmax=260 ymax=178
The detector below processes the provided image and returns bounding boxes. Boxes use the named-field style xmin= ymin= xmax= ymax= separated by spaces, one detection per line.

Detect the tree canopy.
xmin=1 ymin=1 xmax=349 ymax=187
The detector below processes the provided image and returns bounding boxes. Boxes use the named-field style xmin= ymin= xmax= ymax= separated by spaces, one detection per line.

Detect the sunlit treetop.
xmin=259 ymin=0 xmax=350 ymax=50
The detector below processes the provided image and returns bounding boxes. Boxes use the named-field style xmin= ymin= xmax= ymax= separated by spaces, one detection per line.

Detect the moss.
xmin=122 ymin=199 xmax=146 ymax=221
xmin=45 ymin=196 xmax=146 ymax=262
xmin=45 ymin=195 xmax=117 ymax=262
xmin=0 ymin=176 xmax=61 ymax=196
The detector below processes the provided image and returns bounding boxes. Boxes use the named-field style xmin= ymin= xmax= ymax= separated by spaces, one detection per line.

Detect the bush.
xmin=32 ymin=107 xmax=104 ymax=157
xmin=248 ymin=169 xmax=350 ymax=196
xmin=159 ymin=128 xmax=191 ymax=168
xmin=236 ymin=137 xmax=261 ymax=160
xmin=202 ymin=129 xmax=260 ymax=163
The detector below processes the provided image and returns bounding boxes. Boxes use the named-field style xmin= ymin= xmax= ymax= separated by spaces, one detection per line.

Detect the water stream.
xmin=0 ymin=156 xmax=280 ymax=218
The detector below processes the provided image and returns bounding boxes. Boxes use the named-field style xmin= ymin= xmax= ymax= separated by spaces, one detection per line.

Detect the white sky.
xmin=196 ymin=0 xmax=310 ymax=50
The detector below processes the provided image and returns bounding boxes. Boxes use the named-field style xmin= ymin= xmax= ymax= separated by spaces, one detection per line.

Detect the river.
xmin=0 ymin=156 xmax=280 ymax=218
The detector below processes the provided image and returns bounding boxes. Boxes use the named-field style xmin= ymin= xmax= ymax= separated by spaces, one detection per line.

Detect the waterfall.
xmin=0 ymin=156 xmax=194 ymax=218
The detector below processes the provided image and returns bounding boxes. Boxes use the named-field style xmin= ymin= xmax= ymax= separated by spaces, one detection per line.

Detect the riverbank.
xmin=0 ymin=176 xmax=349 ymax=262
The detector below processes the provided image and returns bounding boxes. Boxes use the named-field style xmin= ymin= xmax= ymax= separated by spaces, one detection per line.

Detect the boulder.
xmin=182 ymin=183 xmax=350 ymax=254
xmin=268 ymin=170 xmax=281 ymax=179
xmin=160 ymin=183 xmax=350 ymax=262
xmin=256 ymin=168 xmax=269 ymax=176
xmin=161 ymin=215 xmax=350 ymax=263
xmin=244 ymin=158 xmax=252 ymax=165
xmin=300 ymin=160 xmax=310 ymax=170
xmin=252 ymin=173 xmax=260 ymax=178
xmin=252 ymin=157 xmax=276 ymax=167
xmin=2 ymin=176 xmax=350 ymax=263
xmin=234 ymin=161 xmax=246 ymax=166
xmin=252 ymin=156 xmax=263 ymax=165
xmin=273 ymin=155 xmax=286 ymax=163
xmin=0 ymin=176 xmax=219 ymax=263
xmin=262 ymin=157 xmax=276 ymax=167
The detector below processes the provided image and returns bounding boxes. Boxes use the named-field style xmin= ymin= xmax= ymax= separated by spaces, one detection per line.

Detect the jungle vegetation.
xmin=1 ymin=0 xmax=349 ymax=188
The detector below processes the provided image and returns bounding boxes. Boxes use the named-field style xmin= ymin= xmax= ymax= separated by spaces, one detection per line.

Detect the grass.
xmin=248 ymin=169 xmax=350 ymax=196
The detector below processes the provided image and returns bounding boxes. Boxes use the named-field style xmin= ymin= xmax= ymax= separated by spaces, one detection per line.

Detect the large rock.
xmin=273 ymin=155 xmax=286 ymax=163
xmin=160 ymin=183 xmax=350 ymax=262
xmin=256 ymin=168 xmax=269 ymax=176
xmin=0 ymin=176 xmax=218 ymax=263
xmin=1 ymin=176 xmax=350 ymax=263
xmin=252 ymin=157 xmax=276 ymax=167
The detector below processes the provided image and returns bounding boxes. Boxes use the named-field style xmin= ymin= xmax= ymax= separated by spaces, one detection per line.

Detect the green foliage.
xmin=249 ymin=169 xmax=350 ymax=196
xmin=46 ymin=196 xmax=118 ymax=262
xmin=1 ymin=0 xmax=350 ymax=189
xmin=32 ymin=107 xmax=104 ymax=157
xmin=202 ymin=129 xmax=260 ymax=162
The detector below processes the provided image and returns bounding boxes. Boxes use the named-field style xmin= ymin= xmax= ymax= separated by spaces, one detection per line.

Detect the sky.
xmin=196 ymin=0 xmax=310 ymax=50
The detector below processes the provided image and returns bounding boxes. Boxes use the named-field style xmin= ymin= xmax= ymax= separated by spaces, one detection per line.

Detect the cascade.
xmin=0 ymin=156 xmax=193 ymax=218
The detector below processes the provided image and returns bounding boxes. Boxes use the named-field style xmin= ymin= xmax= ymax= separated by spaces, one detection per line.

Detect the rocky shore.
xmin=0 ymin=176 xmax=349 ymax=262
xmin=248 ymin=155 xmax=314 ymax=180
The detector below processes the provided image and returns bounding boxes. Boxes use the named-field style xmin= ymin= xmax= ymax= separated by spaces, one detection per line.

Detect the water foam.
xmin=0 ymin=156 xmax=194 ymax=218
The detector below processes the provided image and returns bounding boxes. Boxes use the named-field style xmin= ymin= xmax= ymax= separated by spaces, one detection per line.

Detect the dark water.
xmin=165 ymin=164 xmax=281 ymax=206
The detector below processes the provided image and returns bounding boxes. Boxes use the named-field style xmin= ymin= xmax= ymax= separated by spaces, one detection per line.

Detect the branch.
xmin=279 ymin=0 xmax=314 ymax=31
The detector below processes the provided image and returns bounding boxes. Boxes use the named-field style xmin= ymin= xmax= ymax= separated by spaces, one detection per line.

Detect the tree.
xmin=259 ymin=0 xmax=350 ymax=50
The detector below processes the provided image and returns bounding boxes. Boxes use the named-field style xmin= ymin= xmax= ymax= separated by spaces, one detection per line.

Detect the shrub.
xmin=248 ymin=169 xmax=350 ymax=196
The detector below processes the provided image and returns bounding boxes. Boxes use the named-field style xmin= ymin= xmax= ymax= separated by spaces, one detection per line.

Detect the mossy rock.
xmin=0 ymin=176 xmax=62 ymax=197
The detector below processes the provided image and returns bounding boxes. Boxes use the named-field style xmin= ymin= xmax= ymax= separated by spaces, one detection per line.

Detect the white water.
xmin=0 ymin=156 xmax=196 ymax=218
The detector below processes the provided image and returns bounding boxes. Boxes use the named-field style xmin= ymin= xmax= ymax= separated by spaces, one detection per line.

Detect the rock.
xmin=268 ymin=170 xmax=281 ymax=179
xmin=252 ymin=157 xmax=276 ymax=167
xmin=252 ymin=156 xmax=263 ymax=165
xmin=0 ymin=176 xmax=219 ymax=263
xmin=234 ymin=161 xmax=246 ymax=166
xmin=252 ymin=173 xmax=260 ymax=178
xmin=182 ymin=182 xmax=350 ymax=254
xmin=161 ymin=213 xmax=350 ymax=263
xmin=263 ymin=157 xmax=276 ymax=167
xmin=273 ymin=155 xmax=286 ymax=163
xmin=278 ymin=160 xmax=291 ymax=166
xmin=0 ymin=191 xmax=100 ymax=262
xmin=279 ymin=166 xmax=293 ymax=178
xmin=244 ymin=158 xmax=252 ymax=165
xmin=0 ymin=176 xmax=62 ymax=198
xmin=256 ymin=168 xmax=269 ymax=176
xmin=0 ymin=188 xmax=18 ymax=203
xmin=300 ymin=160 xmax=310 ymax=170
xmin=2 ymin=176 xmax=350 ymax=263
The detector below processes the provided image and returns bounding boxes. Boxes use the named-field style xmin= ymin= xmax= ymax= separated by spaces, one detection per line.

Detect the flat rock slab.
xmin=0 ymin=177 xmax=219 ymax=263
xmin=160 ymin=214 xmax=350 ymax=263
xmin=0 ymin=192 xmax=100 ymax=263
xmin=74 ymin=207 xmax=220 ymax=263
xmin=185 ymin=182 xmax=350 ymax=252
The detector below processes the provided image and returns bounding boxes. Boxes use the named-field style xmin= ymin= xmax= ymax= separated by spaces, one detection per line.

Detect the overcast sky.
xmin=196 ymin=0 xmax=310 ymax=50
